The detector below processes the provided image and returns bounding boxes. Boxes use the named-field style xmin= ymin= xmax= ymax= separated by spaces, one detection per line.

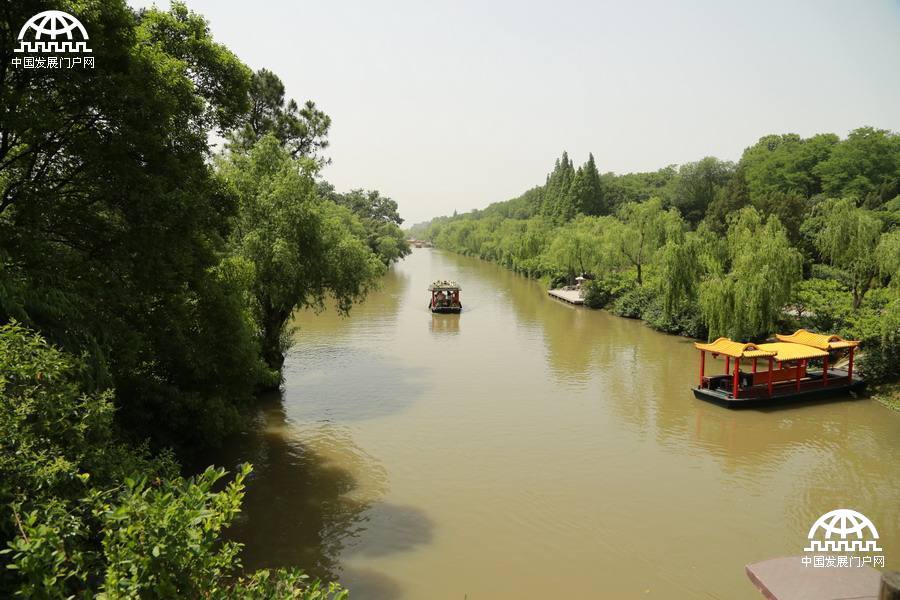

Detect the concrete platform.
xmin=745 ymin=556 xmax=881 ymax=600
xmin=548 ymin=288 xmax=584 ymax=305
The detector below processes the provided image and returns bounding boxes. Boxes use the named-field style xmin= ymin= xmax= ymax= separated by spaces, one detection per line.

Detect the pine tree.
xmin=570 ymin=153 xmax=605 ymax=216
xmin=541 ymin=152 xmax=576 ymax=221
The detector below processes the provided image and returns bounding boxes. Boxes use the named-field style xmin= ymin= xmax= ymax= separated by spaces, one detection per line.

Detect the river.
xmin=213 ymin=248 xmax=900 ymax=599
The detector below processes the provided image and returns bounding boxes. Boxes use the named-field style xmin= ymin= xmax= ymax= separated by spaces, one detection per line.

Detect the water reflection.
xmin=287 ymin=266 xmax=410 ymax=344
xmin=429 ymin=314 xmax=459 ymax=335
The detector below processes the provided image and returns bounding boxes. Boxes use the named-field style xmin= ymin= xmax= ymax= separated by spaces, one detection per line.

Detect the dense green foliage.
xmin=412 ymin=129 xmax=900 ymax=382
xmin=318 ymin=185 xmax=412 ymax=266
xmin=218 ymin=137 xmax=385 ymax=374
xmin=1 ymin=1 xmax=409 ymax=596
xmin=0 ymin=323 xmax=346 ymax=598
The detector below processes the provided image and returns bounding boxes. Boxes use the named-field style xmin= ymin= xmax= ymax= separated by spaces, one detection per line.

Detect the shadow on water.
xmin=342 ymin=502 xmax=434 ymax=557
xmin=339 ymin=568 xmax=404 ymax=600
xmin=280 ymin=345 xmax=428 ymax=422
xmin=200 ymin=393 xmax=433 ymax=595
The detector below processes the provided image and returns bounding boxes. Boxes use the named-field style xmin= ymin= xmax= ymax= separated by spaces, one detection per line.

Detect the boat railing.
xmin=702 ymin=369 xmax=854 ymax=399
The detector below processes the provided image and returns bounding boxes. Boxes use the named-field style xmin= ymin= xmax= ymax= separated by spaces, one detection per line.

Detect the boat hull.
xmin=692 ymin=376 xmax=865 ymax=408
xmin=430 ymin=306 xmax=461 ymax=314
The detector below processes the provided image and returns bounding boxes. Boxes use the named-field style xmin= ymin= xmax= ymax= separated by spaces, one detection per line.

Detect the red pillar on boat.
xmin=699 ymin=350 xmax=705 ymax=387
xmin=767 ymin=358 xmax=773 ymax=396
xmin=795 ymin=360 xmax=801 ymax=392
xmin=847 ymin=347 xmax=854 ymax=381
xmin=752 ymin=358 xmax=757 ymax=373
xmin=725 ymin=356 xmax=730 ymax=374
xmin=822 ymin=355 xmax=829 ymax=387
xmin=733 ymin=357 xmax=740 ymax=399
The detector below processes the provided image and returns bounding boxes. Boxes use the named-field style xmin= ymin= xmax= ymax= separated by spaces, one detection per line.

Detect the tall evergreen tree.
xmin=570 ymin=153 xmax=605 ymax=216
xmin=541 ymin=152 xmax=576 ymax=221
xmin=228 ymin=69 xmax=332 ymax=164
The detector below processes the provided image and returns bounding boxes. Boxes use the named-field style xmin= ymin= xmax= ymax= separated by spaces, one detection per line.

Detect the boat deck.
xmin=694 ymin=369 xmax=865 ymax=408
xmin=548 ymin=289 xmax=584 ymax=305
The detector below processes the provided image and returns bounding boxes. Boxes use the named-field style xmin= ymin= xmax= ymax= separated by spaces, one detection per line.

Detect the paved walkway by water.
xmin=745 ymin=557 xmax=882 ymax=599
xmin=548 ymin=288 xmax=583 ymax=304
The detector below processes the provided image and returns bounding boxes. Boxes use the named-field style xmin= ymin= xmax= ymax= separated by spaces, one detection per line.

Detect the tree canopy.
xmin=228 ymin=68 xmax=332 ymax=163
xmin=612 ymin=198 xmax=683 ymax=286
xmin=1 ymin=1 xmax=408 ymax=596
xmin=219 ymin=136 xmax=384 ymax=373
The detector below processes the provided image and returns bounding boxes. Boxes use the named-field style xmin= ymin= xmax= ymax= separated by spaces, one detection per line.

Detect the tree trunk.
xmin=260 ymin=306 xmax=291 ymax=390
xmin=852 ymin=276 xmax=872 ymax=310
xmin=636 ymin=263 xmax=643 ymax=286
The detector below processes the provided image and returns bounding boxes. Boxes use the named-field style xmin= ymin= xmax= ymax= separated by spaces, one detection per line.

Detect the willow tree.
xmin=545 ymin=216 xmax=615 ymax=282
xmin=612 ymin=198 xmax=683 ymax=285
xmin=814 ymin=198 xmax=884 ymax=309
xmin=878 ymin=229 xmax=900 ymax=347
xmin=878 ymin=229 xmax=900 ymax=284
xmin=658 ymin=223 xmax=721 ymax=314
xmin=696 ymin=208 xmax=802 ymax=339
xmin=218 ymin=136 xmax=384 ymax=376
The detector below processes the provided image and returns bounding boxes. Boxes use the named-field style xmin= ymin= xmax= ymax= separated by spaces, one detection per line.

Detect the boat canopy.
xmin=755 ymin=342 xmax=828 ymax=361
xmin=775 ymin=329 xmax=859 ymax=350
xmin=693 ymin=338 xmax=776 ymax=359
xmin=428 ymin=280 xmax=460 ymax=291
xmin=696 ymin=330 xmax=856 ymax=362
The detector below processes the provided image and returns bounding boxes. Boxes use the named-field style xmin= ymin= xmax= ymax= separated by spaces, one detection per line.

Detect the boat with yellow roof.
xmin=692 ymin=329 xmax=864 ymax=407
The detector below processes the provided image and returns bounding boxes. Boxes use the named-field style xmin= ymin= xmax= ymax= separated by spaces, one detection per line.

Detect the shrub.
xmin=643 ymin=300 xmax=708 ymax=339
xmin=582 ymin=273 xmax=634 ymax=309
xmin=549 ymin=273 xmax=570 ymax=289
xmin=0 ymin=323 xmax=345 ymax=599
xmin=789 ymin=278 xmax=853 ymax=332
xmin=843 ymin=297 xmax=900 ymax=383
xmin=610 ymin=286 xmax=656 ymax=319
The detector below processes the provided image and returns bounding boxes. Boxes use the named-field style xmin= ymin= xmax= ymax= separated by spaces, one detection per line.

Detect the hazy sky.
xmin=128 ymin=0 xmax=900 ymax=224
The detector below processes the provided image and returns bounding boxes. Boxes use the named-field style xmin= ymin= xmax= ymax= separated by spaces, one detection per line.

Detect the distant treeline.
xmin=409 ymin=128 xmax=900 ymax=383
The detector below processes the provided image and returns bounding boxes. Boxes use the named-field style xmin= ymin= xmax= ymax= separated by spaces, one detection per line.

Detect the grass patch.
xmin=870 ymin=381 xmax=900 ymax=412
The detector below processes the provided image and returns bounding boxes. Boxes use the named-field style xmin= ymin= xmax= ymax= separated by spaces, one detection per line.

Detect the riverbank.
xmin=872 ymin=381 xmax=900 ymax=412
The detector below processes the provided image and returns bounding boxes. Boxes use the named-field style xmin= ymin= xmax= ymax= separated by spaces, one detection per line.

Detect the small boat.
xmin=428 ymin=280 xmax=462 ymax=313
xmin=692 ymin=329 xmax=864 ymax=407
